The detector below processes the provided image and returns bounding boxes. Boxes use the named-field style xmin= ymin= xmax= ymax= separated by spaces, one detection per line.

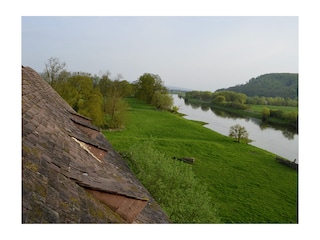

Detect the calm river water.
xmin=172 ymin=94 xmax=298 ymax=163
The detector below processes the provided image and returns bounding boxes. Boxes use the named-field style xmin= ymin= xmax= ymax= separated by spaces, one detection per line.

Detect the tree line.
xmin=216 ymin=73 xmax=298 ymax=99
xmin=42 ymin=57 xmax=173 ymax=129
xmin=246 ymin=96 xmax=297 ymax=107
xmin=185 ymin=89 xmax=297 ymax=108
xmin=184 ymin=90 xmax=248 ymax=110
xmin=183 ymin=90 xmax=298 ymax=127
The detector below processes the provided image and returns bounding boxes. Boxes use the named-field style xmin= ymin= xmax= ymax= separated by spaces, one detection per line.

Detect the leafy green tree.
xmin=91 ymin=74 xmax=101 ymax=87
xmin=57 ymin=70 xmax=71 ymax=82
xmin=211 ymin=91 xmax=247 ymax=109
xmin=171 ymin=105 xmax=179 ymax=114
xmin=55 ymin=75 xmax=105 ymax=127
xmin=98 ymin=75 xmax=113 ymax=112
xmin=270 ymin=109 xmax=284 ymax=119
xmin=134 ymin=73 xmax=167 ymax=104
xmin=229 ymin=124 xmax=249 ymax=143
xmin=78 ymin=90 xmax=105 ymax=127
xmin=118 ymin=80 xmax=134 ymax=97
xmin=283 ymin=111 xmax=298 ymax=126
xmin=213 ymin=95 xmax=225 ymax=104
xmin=54 ymin=80 xmax=78 ymax=109
xmin=65 ymin=75 xmax=94 ymax=111
xmin=200 ymin=91 xmax=213 ymax=102
xmin=98 ymin=74 xmax=131 ymax=129
xmin=106 ymin=78 xmax=127 ymax=128
xmin=247 ymin=96 xmax=297 ymax=107
xmin=104 ymin=96 xmax=128 ymax=129
xmin=262 ymin=107 xmax=270 ymax=121
xmin=151 ymin=92 xmax=173 ymax=110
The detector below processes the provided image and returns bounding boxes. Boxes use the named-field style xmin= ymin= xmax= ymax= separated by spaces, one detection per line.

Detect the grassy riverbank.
xmin=103 ymin=98 xmax=298 ymax=223
xmin=186 ymin=98 xmax=298 ymax=129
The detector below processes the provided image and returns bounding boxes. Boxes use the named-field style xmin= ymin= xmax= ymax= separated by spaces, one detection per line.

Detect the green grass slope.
xmin=103 ymin=98 xmax=298 ymax=223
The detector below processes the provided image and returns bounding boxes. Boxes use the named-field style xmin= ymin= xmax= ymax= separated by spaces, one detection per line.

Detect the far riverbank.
xmin=173 ymin=94 xmax=298 ymax=162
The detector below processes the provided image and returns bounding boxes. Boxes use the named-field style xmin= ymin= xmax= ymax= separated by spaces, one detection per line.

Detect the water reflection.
xmin=174 ymin=94 xmax=298 ymax=161
xmin=189 ymin=100 xmax=298 ymax=140
xmin=280 ymin=128 xmax=296 ymax=140
xmin=210 ymin=107 xmax=247 ymax=120
xmin=185 ymin=100 xmax=211 ymax=111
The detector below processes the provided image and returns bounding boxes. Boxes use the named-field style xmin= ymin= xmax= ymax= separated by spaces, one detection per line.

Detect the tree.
xmin=134 ymin=73 xmax=167 ymax=104
xmin=213 ymin=95 xmax=225 ymax=104
xmin=151 ymin=91 xmax=173 ymax=110
xmin=229 ymin=124 xmax=249 ymax=143
xmin=78 ymin=90 xmax=105 ymax=127
xmin=262 ymin=107 xmax=270 ymax=121
xmin=103 ymin=80 xmax=129 ymax=129
xmin=57 ymin=70 xmax=71 ymax=82
xmin=43 ymin=57 xmax=66 ymax=86
xmin=55 ymin=75 xmax=105 ymax=127
xmin=98 ymin=74 xmax=113 ymax=112
xmin=98 ymin=73 xmax=131 ymax=129
xmin=104 ymin=97 xmax=128 ymax=129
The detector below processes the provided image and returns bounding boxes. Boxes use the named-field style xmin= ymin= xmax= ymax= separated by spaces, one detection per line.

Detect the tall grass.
xmin=122 ymin=141 xmax=220 ymax=223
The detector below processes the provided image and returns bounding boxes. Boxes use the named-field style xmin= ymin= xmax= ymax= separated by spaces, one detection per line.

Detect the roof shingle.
xmin=22 ymin=66 xmax=170 ymax=223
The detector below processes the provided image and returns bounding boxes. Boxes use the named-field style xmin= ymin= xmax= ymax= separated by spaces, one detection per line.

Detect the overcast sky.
xmin=22 ymin=16 xmax=298 ymax=91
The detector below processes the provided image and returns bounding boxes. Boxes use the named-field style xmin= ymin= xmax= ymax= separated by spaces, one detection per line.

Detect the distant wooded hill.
xmin=216 ymin=73 xmax=298 ymax=99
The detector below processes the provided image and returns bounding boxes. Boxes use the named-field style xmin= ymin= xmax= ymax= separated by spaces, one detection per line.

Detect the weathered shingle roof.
xmin=22 ymin=66 xmax=170 ymax=223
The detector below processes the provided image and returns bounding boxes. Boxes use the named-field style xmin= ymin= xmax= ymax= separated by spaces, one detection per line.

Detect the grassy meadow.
xmin=103 ymin=98 xmax=298 ymax=223
xmin=249 ymin=104 xmax=298 ymax=113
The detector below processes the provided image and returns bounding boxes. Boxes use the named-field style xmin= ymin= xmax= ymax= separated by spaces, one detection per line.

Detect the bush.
xmin=261 ymin=107 xmax=270 ymax=121
xmin=229 ymin=102 xmax=248 ymax=110
xmin=270 ymin=109 xmax=284 ymax=119
xmin=283 ymin=111 xmax=298 ymax=126
xmin=212 ymin=95 xmax=225 ymax=104
xmin=229 ymin=124 xmax=249 ymax=143
xmin=104 ymin=97 xmax=128 ymax=129
xmin=151 ymin=92 xmax=173 ymax=110
xmin=123 ymin=142 xmax=220 ymax=223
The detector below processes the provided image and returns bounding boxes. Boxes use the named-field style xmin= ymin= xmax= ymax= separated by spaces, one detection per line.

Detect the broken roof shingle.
xmin=22 ymin=66 xmax=170 ymax=223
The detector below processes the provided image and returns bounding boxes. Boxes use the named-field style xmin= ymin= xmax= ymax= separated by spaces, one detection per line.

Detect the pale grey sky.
xmin=22 ymin=16 xmax=298 ymax=91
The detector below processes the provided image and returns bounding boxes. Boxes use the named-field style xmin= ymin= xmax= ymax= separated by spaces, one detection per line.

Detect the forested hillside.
xmin=217 ymin=73 xmax=298 ymax=99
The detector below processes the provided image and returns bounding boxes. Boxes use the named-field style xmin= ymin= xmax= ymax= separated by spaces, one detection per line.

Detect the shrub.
xmin=261 ymin=107 xmax=270 ymax=121
xmin=123 ymin=142 xmax=220 ymax=223
xmin=229 ymin=124 xmax=249 ymax=143
xmin=151 ymin=92 xmax=173 ymax=110
xmin=283 ymin=111 xmax=298 ymax=126
xmin=104 ymin=97 xmax=128 ymax=129
xmin=270 ymin=109 xmax=284 ymax=119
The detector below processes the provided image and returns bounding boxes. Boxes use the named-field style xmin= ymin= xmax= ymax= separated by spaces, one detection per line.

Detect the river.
xmin=172 ymin=94 xmax=298 ymax=163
